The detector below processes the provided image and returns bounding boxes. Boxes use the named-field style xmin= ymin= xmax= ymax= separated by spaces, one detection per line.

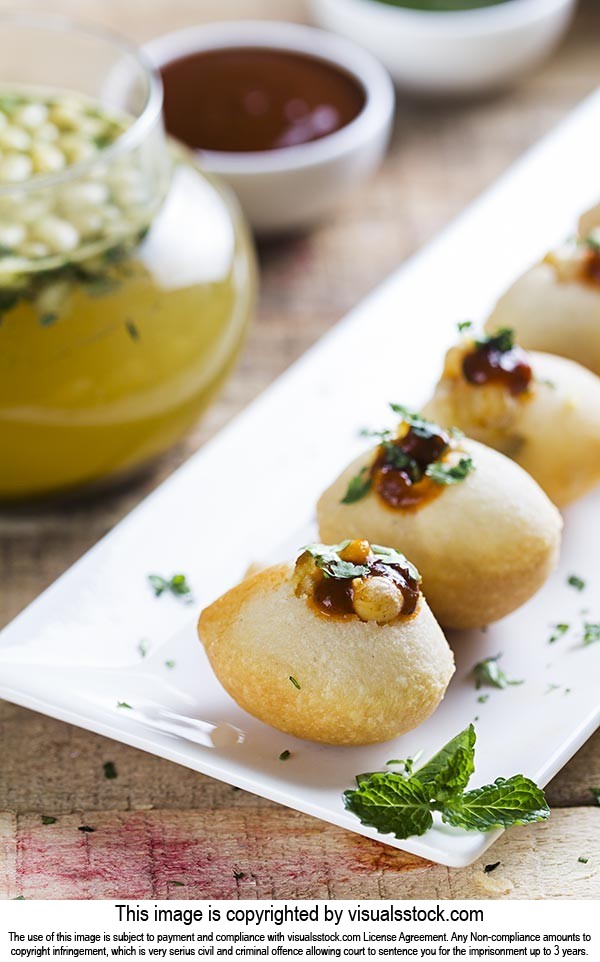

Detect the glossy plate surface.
xmin=1 ymin=89 xmax=600 ymax=867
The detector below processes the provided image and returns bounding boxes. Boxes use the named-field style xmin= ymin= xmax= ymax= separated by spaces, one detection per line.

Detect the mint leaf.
xmin=439 ymin=775 xmax=549 ymax=831
xmin=473 ymin=654 xmax=523 ymax=690
xmin=341 ymin=467 xmax=371 ymax=504
xmin=425 ymin=457 xmax=474 ymax=486
xmin=416 ymin=724 xmax=476 ymax=801
xmin=344 ymin=772 xmax=433 ymax=839
xmin=457 ymin=320 xmax=473 ymax=334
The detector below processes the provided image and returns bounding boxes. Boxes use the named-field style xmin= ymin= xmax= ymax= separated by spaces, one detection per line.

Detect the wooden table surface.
xmin=2 ymin=0 xmax=600 ymax=901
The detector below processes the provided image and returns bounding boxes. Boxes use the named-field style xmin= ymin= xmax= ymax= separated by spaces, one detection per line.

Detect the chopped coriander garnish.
xmin=589 ymin=788 xmax=600 ymax=805
xmin=169 ymin=880 xmax=185 ymax=887
xmin=473 ymin=654 xmax=523 ymax=690
xmin=477 ymin=694 xmax=489 ymax=704
xmin=548 ymin=623 xmax=569 ymax=645
xmin=300 ymin=542 xmax=420 ymax=583
xmin=380 ymin=440 xmax=420 ymax=478
xmin=344 ymin=724 xmax=548 ymax=839
xmin=578 ymin=856 xmax=589 ymax=864
xmin=41 ymin=815 xmax=57 ymax=825
xmin=484 ymin=861 xmax=500 ymax=874
xmin=40 ymin=312 xmax=58 ymax=327
xmin=138 ymin=638 xmax=150 ymax=658
xmin=585 ymin=235 xmax=600 ymax=254
xmin=388 ymin=403 xmax=441 ymax=440
xmin=165 ymin=659 xmax=176 ymax=670
xmin=583 ymin=623 xmax=600 ymax=646
xmin=279 ymin=750 xmax=291 ymax=761
xmin=341 ymin=467 xmax=371 ymax=504
xmin=301 ymin=542 xmax=369 ymax=580
xmin=103 ymin=761 xmax=117 ymax=780
xmin=347 ymin=405 xmax=470 ymax=504
xmin=289 ymin=676 xmax=301 ymax=690
xmin=457 ymin=320 xmax=473 ymax=334
xmin=425 ymin=456 xmax=474 ymax=486
xmin=545 ymin=683 xmax=561 ymax=694
xmin=78 ymin=825 xmax=95 ymax=833
xmin=568 ymin=574 xmax=586 ymax=591
xmin=12 ymin=896 xmax=25 ymax=900
xmin=475 ymin=327 xmax=514 ymax=354
xmin=117 ymin=701 xmax=132 ymax=710
xmin=125 ymin=319 xmax=140 ymax=341
xmin=148 ymin=573 xmax=194 ymax=603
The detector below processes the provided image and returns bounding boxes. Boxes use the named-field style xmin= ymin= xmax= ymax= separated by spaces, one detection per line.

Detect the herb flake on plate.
xmin=473 ymin=654 xmax=524 ymax=690
xmin=548 ymin=623 xmax=569 ymax=645
xmin=148 ymin=573 xmax=194 ymax=603
xmin=582 ymin=623 xmax=600 ymax=646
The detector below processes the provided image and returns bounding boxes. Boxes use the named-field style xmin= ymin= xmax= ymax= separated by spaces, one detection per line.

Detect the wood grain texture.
xmin=1 ymin=808 xmax=599 ymax=901
xmin=1 ymin=0 xmax=600 ymax=899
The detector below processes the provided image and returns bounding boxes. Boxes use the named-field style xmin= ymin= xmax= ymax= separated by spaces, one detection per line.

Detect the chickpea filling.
xmin=294 ymin=539 xmax=421 ymax=625
xmin=461 ymin=329 xmax=533 ymax=397
xmin=370 ymin=419 xmax=452 ymax=509
xmin=341 ymin=406 xmax=473 ymax=511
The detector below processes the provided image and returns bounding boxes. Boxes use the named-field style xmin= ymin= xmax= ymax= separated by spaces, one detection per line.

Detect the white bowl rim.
xmin=312 ymin=0 xmax=577 ymax=36
xmin=144 ymin=19 xmax=395 ymax=175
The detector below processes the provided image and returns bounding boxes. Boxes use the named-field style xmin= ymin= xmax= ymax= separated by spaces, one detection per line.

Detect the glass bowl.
xmin=0 ymin=16 xmax=256 ymax=500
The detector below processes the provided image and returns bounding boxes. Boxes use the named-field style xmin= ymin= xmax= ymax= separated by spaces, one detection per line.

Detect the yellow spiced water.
xmin=0 ymin=80 xmax=255 ymax=499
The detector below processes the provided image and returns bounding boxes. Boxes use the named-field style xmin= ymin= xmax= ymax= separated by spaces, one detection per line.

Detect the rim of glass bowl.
xmin=0 ymin=13 xmax=164 ymax=197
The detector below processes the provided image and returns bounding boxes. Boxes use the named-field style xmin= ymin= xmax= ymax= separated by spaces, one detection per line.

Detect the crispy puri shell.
xmin=424 ymin=351 xmax=600 ymax=507
xmin=486 ymin=262 xmax=600 ymax=376
xmin=317 ymin=440 xmax=562 ymax=630
xmin=199 ymin=564 xmax=455 ymax=746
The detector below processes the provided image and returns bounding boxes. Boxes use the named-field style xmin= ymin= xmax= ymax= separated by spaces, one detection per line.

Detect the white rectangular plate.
xmin=1 ymin=90 xmax=600 ymax=869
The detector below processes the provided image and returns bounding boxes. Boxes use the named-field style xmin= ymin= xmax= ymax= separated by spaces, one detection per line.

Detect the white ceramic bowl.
xmin=145 ymin=21 xmax=394 ymax=234
xmin=310 ymin=0 xmax=577 ymax=95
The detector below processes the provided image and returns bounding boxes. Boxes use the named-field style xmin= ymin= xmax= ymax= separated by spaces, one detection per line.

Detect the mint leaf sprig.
xmin=344 ymin=724 xmax=549 ymax=840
